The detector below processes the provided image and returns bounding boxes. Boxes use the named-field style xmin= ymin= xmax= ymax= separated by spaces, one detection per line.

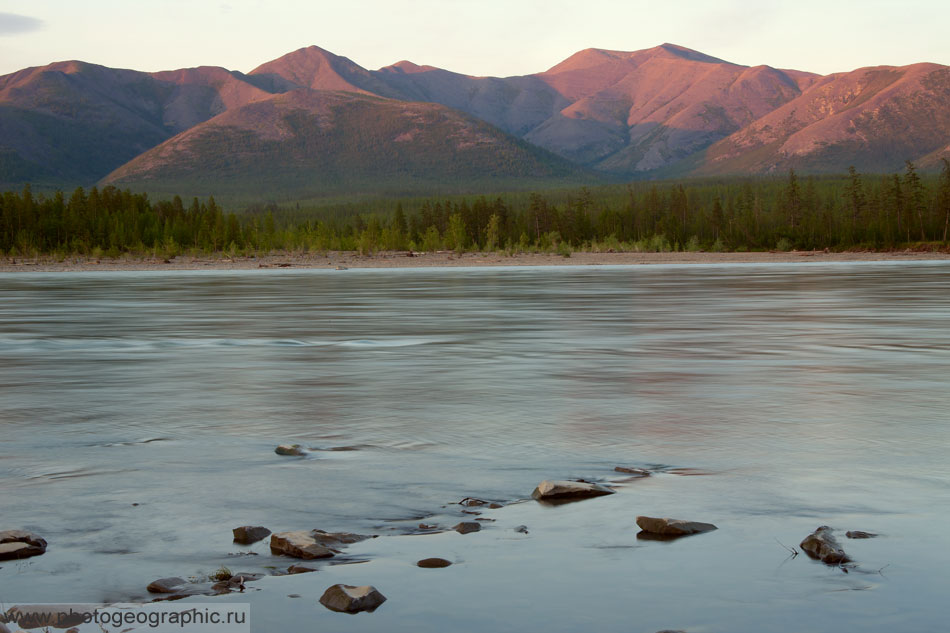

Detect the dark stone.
xmin=801 ymin=526 xmax=850 ymax=564
xmin=453 ymin=522 xmax=481 ymax=534
xmin=275 ymin=444 xmax=306 ymax=456
xmin=846 ymin=530 xmax=877 ymax=539
xmin=147 ymin=577 xmax=187 ymax=593
xmin=287 ymin=564 xmax=318 ymax=574
xmin=459 ymin=497 xmax=489 ymax=507
xmin=310 ymin=530 xmax=373 ymax=547
xmin=514 ymin=525 xmax=529 ymax=534
xmin=319 ymin=584 xmax=387 ymax=613
xmin=232 ymin=526 xmax=271 ymax=544
xmin=614 ymin=466 xmax=651 ymax=477
xmin=416 ymin=557 xmax=452 ymax=568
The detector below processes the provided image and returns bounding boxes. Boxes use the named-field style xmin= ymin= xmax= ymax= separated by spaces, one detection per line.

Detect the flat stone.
xmin=636 ymin=516 xmax=718 ymax=536
xmin=846 ymin=530 xmax=877 ymax=539
xmin=232 ymin=526 xmax=271 ymax=544
xmin=417 ymin=557 xmax=452 ymax=568
xmin=614 ymin=466 xmax=651 ymax=477
xmin=531 ymin=480 xmax=615 ymax=501
xmin=801 ymin=526 xmax=850 ymax=564
xmin=270 ymin=531 xmax=335 ymax=559
xmin=310 ymin=530 xmax=372 ymax=546
xmin=275 ymin=444 xmax=306 ymax=456
xmin=459 ymin=497 xmax=490 ymax=507
xmin=319 ymin=584 xmax=387 ymax=613
xmin=146 ymin=577 xmax=187 ymax=593
xmin=0 ymin=531 xmax=47 ymax=560
xmin=453 ymin=522 xmax=481 ymax=534
xmin=287 ymin=565 xmax=318 ymax=574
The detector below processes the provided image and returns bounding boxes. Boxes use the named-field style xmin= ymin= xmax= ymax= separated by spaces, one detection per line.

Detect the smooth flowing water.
xmin=1 ymin=263 xmax=948 ymax=632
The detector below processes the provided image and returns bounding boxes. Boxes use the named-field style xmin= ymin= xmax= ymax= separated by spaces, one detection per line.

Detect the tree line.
xmin=2 ymin=161 xmax=949 ymax=258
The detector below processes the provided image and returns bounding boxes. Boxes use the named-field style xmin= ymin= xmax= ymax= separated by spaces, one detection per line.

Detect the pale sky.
xmin=1 ymin=0 xmax=948 ymax=78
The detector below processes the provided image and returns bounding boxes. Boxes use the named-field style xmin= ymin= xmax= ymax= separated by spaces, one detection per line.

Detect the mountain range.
xmin=1 ymin=43 xmax=949 ymax=199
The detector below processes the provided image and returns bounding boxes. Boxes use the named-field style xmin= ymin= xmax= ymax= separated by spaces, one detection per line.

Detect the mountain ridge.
xmin=2 ymin=43 xmax=949 ymax=199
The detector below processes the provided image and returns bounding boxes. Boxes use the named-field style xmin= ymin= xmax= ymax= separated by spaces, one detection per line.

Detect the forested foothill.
xmin=3 ymin=162 xmax=949 ymax=259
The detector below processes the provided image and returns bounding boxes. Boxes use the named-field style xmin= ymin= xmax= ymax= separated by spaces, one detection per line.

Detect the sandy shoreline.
xmin=2 ymin=249 xmax=949 ymax=272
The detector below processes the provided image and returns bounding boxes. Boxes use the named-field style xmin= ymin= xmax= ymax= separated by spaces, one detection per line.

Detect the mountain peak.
xmin=250 ymin=45 xmax=406 ymax=98
xmin=379 ymin=60 xmax=439 ymax=74
xmin=652 ymin=43 xmax=730 ymax=64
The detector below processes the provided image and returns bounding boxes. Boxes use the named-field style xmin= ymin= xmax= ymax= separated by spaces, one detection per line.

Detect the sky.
xmin=1 ymin=0 xmax=949 ymax=78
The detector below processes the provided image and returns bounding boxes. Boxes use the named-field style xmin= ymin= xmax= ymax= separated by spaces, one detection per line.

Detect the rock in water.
xmin=801 ymin=526 xmax=850 ymax=564
xmin=636 ymin=516 xmax=718 ymax=536
xmin=275 ymin=444 xmax=306 ymax=456
xmin=453 ymin=522 xmax=481 ymax=534
xmin=614 ymin=466 xmax=651 ymax=477
xmin=319 ymin=584 xmax=387 ymax=613
xmin=310 ymin=530 xmax=372 ymax=547
xmin=270 ymin=531 xmax=335 ymax=559
xmin=287 ymin=565 xmax=318 ymax=574
xmin=846 ymin=530 xmax=877 ymax=539
xmin=531 ymin=480 xmax=615 ymax=501
xmin=0 ymin=530 xmax=47 ymax=560
xmin=417 ymin=557 xmax=452 ymax=568
xmin=146 ymin=577 xmax=187 ymax=593
xmin=232 ymin=526 xmax=271 ymax=544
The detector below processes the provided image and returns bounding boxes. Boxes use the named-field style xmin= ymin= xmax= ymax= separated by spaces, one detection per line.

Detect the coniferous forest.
xmin=2 ymin=162 xmax=949 ymax=259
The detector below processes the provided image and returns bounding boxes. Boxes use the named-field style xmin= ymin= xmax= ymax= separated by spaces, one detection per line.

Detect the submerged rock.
xmin=453 ymin=522 xmax=481 ymax=534
xmin=270 ymin=531 xmax=335 ymax=559
xmin=0 ymin=530 xmax=47 ymax=561
xmin=614 ymin=466 xmax=651 ymax=477
xmin=531 ymin=480 xmax=614 ymax=501
xmin=846 ymin=530 xmax=877 ymax=539
xmin=310 ymin=530 xmax=373 ymax=547
xmin=417 ymin=557 xmax=452 ymax=568
xmin=459 ymin=497 xmax=489 ymax=507
xmin=275 ymin=444 xmax=306 ymax=456
xmin=319 ymin=584 xmax=387 ymax=613
xmin=232 ymin=526 xmax=271 ymax=544
xmin=801 ymin=526 xmax=850 ymax=564
xmin=146 ymin=577 xmax=188 ymax=594
xmin=514 ymin=525 xmax=529 ymax=534
xmin=636 ymin=516 xmax=718 ymax=536
xmin=287 ymin=564 xmax=318 ymax=575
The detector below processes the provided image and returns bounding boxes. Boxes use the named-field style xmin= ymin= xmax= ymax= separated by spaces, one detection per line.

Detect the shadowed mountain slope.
xmin=101 ymin=90 xmax=591 ymax=199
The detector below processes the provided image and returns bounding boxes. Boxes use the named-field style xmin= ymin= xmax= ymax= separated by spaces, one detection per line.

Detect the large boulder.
xmin=531 ymin=480 xmax=614 ymax=501
xmin=801 ymin=526 xmax=850 ymax=564
xmin=0 ymin=531 xmax=47 ymax=561
xmin=319 ymin=584 xmax=387 ymax=613
xmin=270 ymin=531 xmax=335 ymax=559
xmin=232 ymin=526 xmax=271 ymax=544
xmin=636 ymin=516 xmax=718 ymax=536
